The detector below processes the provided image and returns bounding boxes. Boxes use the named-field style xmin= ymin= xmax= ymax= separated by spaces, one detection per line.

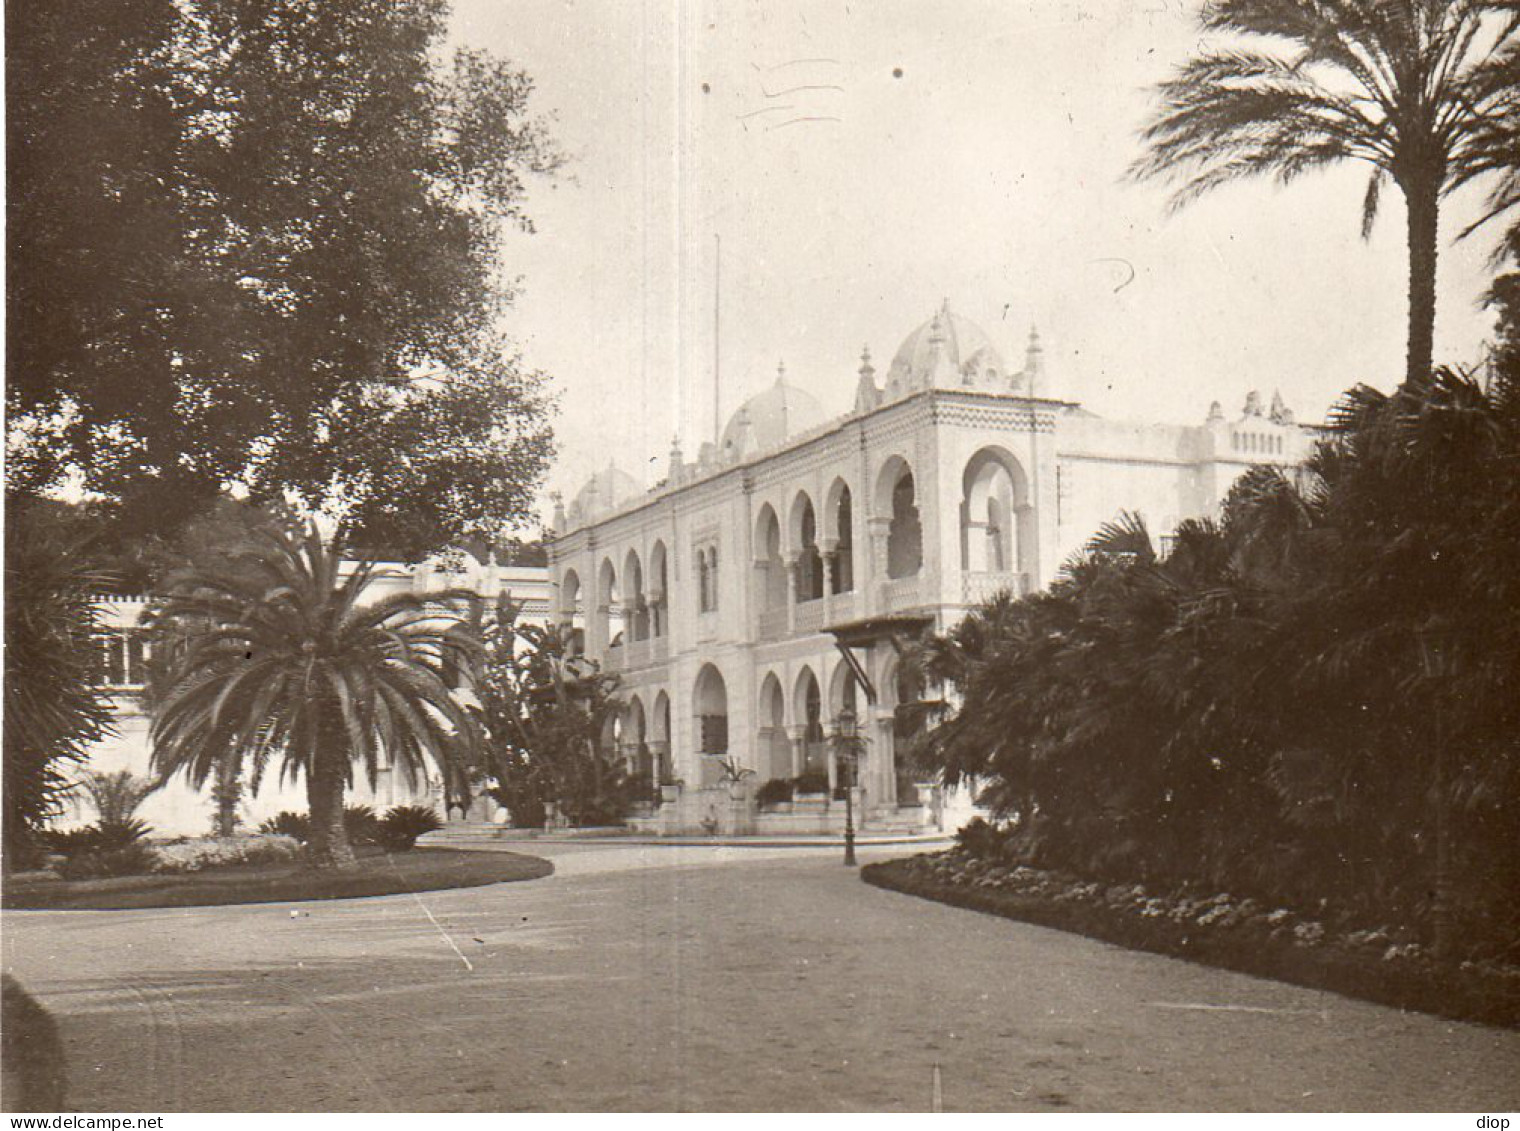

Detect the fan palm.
xmin=1131 ymin=0 xmax=1520 ymax=385
xmin=147 ymin=523 xmax=481 ymax=867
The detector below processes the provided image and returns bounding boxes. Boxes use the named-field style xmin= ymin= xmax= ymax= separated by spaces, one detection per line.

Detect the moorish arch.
xmin=651 ymin=689 xmax=673 ymax=783
xmin=875 ymin=455 xmax=923 ymax=579
xmin=693 ymin=663 xmax=730 ymax=785
xmin=824 ymin=476 xmax=855 ymax=593
xmin=757 ymin=670 xmax=789 ymax=781
xmin=879 ymin=650 xmax=929 ymax=807
xmin=960 ymin=445 xmax=1034 ymax=577
xmin=559 ymin=567 xmax=582 ymax=629
xmin=623 ymin=548 xmax=648 ymax=641
xmin=754 ymin=503 xmax=787 ymax=612
xmin=793 ymin=665 xmax=826 ymax=776
xmin=596 ymin=557 xmax=620 ymax=649
xmin=625 ymin=694 xmax=648 ymax=771
xmin=790 ymin=490 xmax=825 ymax=602
xmin=827 ymin=656 xmax=860 ymax=722
xmin=648 ymin=540 xmax=669 ymax=636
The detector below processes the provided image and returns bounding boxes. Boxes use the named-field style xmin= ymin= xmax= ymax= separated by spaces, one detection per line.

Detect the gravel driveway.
xmin=4 ymin=841 xmax=1517 ymax=1111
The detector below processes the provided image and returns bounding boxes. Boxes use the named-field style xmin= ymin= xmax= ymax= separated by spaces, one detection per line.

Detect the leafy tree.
xmin=1132 ymin=0 xmax=1520 ymax=384
xmin=7 ymin=0 xmax=559 ymax=556
xmin=147 ymin=520 xmax=480 ymax=866
xmin=1 ymin=503 xmax=116 ymax=870
xmin=916 ymin=368 xmax=1520 ymax=955
xmin=472 ymin=597 xmax=633 ymax=827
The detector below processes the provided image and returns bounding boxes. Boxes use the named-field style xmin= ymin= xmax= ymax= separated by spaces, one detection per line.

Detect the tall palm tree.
xmin=1131 ymin=0 xmax=1520 ymax=385
xmin=147 ymin=523 xmax=480 ymax=866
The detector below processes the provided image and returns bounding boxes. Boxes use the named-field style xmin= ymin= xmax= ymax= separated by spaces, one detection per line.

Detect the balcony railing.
xmin=758 ymin=607 xmax=788 ymax=641
xmin=881 ymin=575 xmax=921 ymax=609
xmin=828 ymin=591 xmax=857 ymax=624
xmin=624 ymin=638 xmax=651 ymax=669
xmin=961 ymin=570 xmax=1031 ymax=606
xmin=794 ymin=598 xmax=826 ymax=634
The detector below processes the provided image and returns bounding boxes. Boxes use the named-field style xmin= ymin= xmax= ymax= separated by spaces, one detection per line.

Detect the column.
xmin=820 ymin=541 xmax=840 ymax=622
xmin=788 ymin=724 xmax=807 ymax=778
xmin=783 ymin=554 xmax=800 ymax=635
xmin=866 ymin=516 xmax=892 ymax=614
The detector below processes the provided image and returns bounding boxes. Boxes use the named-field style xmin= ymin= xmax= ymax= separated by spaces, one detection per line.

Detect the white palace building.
xmin=548 ymin=301 xmax=1318 ymax=836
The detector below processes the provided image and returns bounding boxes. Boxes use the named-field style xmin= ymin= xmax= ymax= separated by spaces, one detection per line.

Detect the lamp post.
xmin=1415 ymin=618 xmax=1455 ymax=960
xmin=836 ymin=707 xmax=859 ymax=867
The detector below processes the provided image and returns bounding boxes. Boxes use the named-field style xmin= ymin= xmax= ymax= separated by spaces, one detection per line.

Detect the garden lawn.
xmin=2 ymin=848 xmax=552 ymax=911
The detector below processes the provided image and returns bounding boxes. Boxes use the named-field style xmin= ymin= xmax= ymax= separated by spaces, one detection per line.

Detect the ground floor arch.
xmin=693 ymin=663 xmax=729 ymax=786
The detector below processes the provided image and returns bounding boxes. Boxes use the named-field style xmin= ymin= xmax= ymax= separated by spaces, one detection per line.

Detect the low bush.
xmin=377 ymin=806 xmax=443 ymax=852
xmin=343 ymin=805 xmax=383 ymax=846
xmin=755 ymin=778 xmax=795 ymax=808
xmin=955 ymin=816 xmax=1017 ymax=859
xmin=792 ymin=770 xmax=830 ymax=795
xmin=57 ymin=842 xmax=157 ymax=880
xmin=40 ymin=818 xmax=151 ymax=858
xmin=257 ymin=806 xmax=384 ymax=846
xmin=259 ymin=810 xmax=310 ymax=841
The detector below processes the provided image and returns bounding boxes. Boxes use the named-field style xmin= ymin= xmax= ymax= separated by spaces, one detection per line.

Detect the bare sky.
xmin=451 ymin=0 xmax=1504 ymax=504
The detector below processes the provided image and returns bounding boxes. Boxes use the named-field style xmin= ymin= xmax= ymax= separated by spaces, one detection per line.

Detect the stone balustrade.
xmin=794 ymin=598 xmax=826 ymax=634
xmin=960 ymin=570 xmax=1031 ymax=606
xmin=758 ymin=607 xmax=788 ymax=641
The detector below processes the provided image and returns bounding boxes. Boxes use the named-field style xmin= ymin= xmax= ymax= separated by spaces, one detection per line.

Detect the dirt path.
xmin=4 ymin=842 xmax=1517 ymax=1111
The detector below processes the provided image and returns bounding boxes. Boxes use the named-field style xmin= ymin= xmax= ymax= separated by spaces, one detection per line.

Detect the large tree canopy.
xmin=7 ymin=0 xmax=558 ymax=557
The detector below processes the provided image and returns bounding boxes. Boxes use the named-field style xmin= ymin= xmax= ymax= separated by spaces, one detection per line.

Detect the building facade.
xmin=77 ymin=551 xmax=552 ymax=838
xmin=548 ymin=302 xmax=1318 ymax=835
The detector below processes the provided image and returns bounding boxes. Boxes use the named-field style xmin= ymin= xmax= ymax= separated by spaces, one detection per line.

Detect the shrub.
xmin=40 ymin=819 xmax=151 ymax=858
xmin=792 ymin=770 xmax=830 ymax=795
xmin=257 ymin=805 xmax=382 ymax=846
xmin=755 ymin=778 xmax=794 ymax=808
xmin=57 ymin=842 xmax=157 ymax=880
xmin=259 ymin=811 xmax=310 ymax=842
xmin=955 ymin=816 xmax=1015 ymax=859
xmin=343 ymin=805 xmax=383 ymax=846
xmin=79 ymin=770 xmax=156 ymax=829
xmin=377 ymin=806 xmax=443 ymax=852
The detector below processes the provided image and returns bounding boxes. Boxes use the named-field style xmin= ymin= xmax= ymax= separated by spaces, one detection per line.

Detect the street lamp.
xmin=835 ymin=707 xmax=860 ymax=867
xmin=1415 ymin=617 xmax=1456 ymax=960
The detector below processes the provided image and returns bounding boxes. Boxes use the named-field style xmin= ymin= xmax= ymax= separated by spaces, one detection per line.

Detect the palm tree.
xmin=1131 ymin=0 xmax=1520 ymax=385
xmin=3 ymin=503 xmax=115 ymax=870
xmin=147 ymin=522 xmax=481 ymax=866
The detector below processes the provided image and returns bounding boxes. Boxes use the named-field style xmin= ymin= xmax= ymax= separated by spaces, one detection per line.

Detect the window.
xmin=696 ymin=542 xmax=720 ymax=613
xmin=100 ymin=630 xmax=149 ymax=687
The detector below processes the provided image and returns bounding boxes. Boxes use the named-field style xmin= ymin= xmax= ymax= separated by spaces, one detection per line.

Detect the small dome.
xmin=886 ymin=301 xmax=1007 ymax=399
xmin=721 ymin=365 xmax=829 ymax=457
xmin=571 ymin=464 xmax=641 ymax=519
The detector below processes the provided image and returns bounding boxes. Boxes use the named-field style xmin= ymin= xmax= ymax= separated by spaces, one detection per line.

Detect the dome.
xmin=885 ymin=301 xmax=1008 ymax=399
xmin=720 ymin=365 xmax=829 ymax=458
xmin=571 ymin=464 xmax=641 ymax=519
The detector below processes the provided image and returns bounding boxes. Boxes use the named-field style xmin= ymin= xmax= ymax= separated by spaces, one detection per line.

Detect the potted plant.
xmin=714 ymin=756 xmax=756 ymax=801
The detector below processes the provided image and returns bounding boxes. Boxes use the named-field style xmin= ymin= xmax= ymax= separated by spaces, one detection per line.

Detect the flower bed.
xmin=863 ymin=850 xmax=1520 ymax=1029
xmin=149 ymin=834 xmax=303 ymax=873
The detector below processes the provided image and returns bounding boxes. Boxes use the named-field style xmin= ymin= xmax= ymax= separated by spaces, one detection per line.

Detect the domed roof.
xmin=721 ymin=364 xmax=829 ymax=458
xmin=885 ymin=301 xmax=1008 ymax=399
xmin=571 ymin=463 xmax=641 ymax=519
